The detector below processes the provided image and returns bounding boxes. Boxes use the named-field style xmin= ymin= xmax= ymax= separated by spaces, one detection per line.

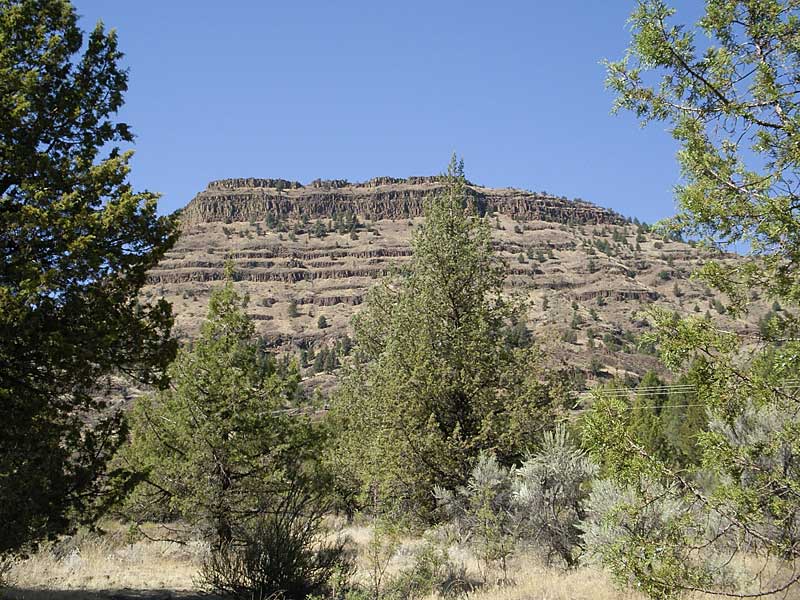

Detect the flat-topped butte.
xmin=180 ymin=177 xmax=625 ymax=227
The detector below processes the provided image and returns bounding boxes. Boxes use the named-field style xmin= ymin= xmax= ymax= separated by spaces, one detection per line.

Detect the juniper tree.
xmin=629 ymin=371 xmax=668 ymax=461
xmin=121 ymin=279 xmax=318 ymax=547
xmin=328 ymin=157 xmax=562 ymax=520
xmin=0 ymin=0 xmax=176 ymax=556
xmin=584 ymin=1 xmax=800 ymax=596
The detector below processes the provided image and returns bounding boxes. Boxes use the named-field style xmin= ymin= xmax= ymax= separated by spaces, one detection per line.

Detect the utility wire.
xmin=571 ymin=379 xmax=800 ymax=407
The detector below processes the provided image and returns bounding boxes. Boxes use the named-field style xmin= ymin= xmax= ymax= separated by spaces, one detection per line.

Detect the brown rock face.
xmin=180 ymin=178 xmax=625 ymax=227
xmin=146 ymin=176 xmax=759 ymax=385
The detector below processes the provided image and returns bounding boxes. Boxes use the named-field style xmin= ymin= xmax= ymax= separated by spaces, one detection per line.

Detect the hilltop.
xmin=145 ymin=176 xmax=760 ymax=388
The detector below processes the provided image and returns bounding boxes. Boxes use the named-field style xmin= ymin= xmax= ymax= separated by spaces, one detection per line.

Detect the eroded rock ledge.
xmin=181 ymin=177 xmax=624 ymax=226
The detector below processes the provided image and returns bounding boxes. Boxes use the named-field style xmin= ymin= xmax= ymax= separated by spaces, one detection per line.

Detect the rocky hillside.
xmin=145 ymin=176 xmax=761 ymax=388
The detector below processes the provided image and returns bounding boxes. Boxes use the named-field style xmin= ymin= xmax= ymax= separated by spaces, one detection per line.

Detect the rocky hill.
xmin=145 ymin=176 xmax=762 ymax=389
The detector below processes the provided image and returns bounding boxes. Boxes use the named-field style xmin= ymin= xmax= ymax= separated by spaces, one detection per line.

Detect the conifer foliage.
xmin=329 ymin=157 xmax=561 ymax=519
xmin=584 ymin=1 xmax=800 ymax=596
xmin=0 ymin=0 xmax=177 ymax=556
xmin=122 ymin=278 xmax=316 ymax=548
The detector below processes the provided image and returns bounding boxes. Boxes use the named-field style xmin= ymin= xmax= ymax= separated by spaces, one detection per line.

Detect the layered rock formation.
xmin=179 ymin=177 xmax=625 ymax=227
xmin=145 ymin=176 xmax=761 ymax=385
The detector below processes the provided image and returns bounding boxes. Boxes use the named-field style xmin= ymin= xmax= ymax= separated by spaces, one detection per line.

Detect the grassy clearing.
xmin=5 ymin=521 xmax=644 ymax=600
xmin=6 ymin=523 xmax=204 ymax=597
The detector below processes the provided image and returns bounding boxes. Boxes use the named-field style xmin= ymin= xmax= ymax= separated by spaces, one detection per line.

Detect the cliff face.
xmin=145 ymin=176 xmax=759 ymax=385
xmin=179 ymin=177 xmax=625 ymax=227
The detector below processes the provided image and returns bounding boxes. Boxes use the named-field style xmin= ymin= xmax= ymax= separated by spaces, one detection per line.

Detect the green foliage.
xmin=0 ymin=0 xmax=177 ymax=557
xmin=503 ymin=317 xmax=532 ymax=350
xmin=288 ymin=298 xmax=300 ymax=318
xmin=594 ymin=238 xmax=613 ymax=255
xmin=122 ymin=280 xmax=318 ymax=547
xmin=265 ymin=212 xmax=280 ymax=230
xmin=589 ymin=357 xmax=604 ymax=377
xmin=309 ymin=343 xmax=341 ymax=375
xmin=332 ymin=210 xmax=360 ymax=235
xmin=318 ymin=315 xmax=329 ymax=329
xmin=581 ymin=479 xmax=720 ymax=600
xmin=758 ymin=307 xmax=783 ymax=339
xmin=584 ymin=366 xmax=708 ymax=473
xmin=597 ymin=1 xmax=800 ymax=595
xmin=313 ymin=219 xmax=328 ymax=238
xmin=659 ymin=365 xmax=708 ymax=468
xmin=629 ymin=372 xmax=668 ymax=461
xmin=328 ymin=157 xmax=561 ymax=519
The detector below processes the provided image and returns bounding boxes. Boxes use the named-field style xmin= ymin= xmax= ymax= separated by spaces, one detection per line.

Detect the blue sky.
xmin=73 ymin=1 xmax=696 ymax=224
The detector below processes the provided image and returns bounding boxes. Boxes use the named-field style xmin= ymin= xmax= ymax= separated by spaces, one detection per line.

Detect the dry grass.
xmin=6 ymin=523 xmax=204 ymax=597
xmin=5 ymin=521 xmax=645 ymax=600
xmin=457 ymin=557 xmax=644 ymax=600
xmin=334 ymin=522 xmax=643 ymax=600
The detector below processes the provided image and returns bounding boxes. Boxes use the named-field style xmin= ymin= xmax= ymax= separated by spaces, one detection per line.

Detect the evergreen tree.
xmin=122 ymin=279 xmax=317 ymax=547
xmin=313 ymin=219 xmax=327 ymax=238
xmin=628 ymin=372 xmax=668 ymax=461
xmin=659 ymin=365 xmax=707 ymax=468
xmin=0 ymin=0 xmax=177 ymax=556
xmin=328 ymin=157 xmax=561 ymax=519
xmin=312 ymin=346 xmax=327 ymax=375
xmin=323 ymin=348 xmax=339 ymax=373
xmin=585 ymin=2 xmax=800 ymax=596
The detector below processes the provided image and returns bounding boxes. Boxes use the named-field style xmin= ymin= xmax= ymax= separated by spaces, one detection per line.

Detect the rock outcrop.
xmin=145 ymin=175 xmax=753 ymax=383
xmin=180 ymin=177 xmax=625 ymax=227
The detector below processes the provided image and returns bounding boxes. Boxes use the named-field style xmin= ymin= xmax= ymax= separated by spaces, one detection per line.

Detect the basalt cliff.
xmin=145 ymin=176 xmax=760 ymax=387
xmin=179 ymin=176 xmax=625 ymax=227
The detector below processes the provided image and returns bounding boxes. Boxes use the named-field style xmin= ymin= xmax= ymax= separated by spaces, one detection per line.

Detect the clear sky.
xmin=73 ymin=1 xmax=696 ymax=224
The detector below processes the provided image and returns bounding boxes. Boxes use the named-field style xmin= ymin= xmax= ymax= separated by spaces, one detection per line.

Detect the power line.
xmin=572 ymin=379 xmax=800 ymax=403
xmin=572 ymin=403 xmax=707 ymax=414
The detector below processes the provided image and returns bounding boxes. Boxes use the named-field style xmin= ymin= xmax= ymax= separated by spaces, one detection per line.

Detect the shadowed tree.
xmin=0 ymin=0 xmax=177 ymax=557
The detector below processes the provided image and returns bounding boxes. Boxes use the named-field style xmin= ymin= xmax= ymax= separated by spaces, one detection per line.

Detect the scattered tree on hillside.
xmin=0 ymin=0 xmax=177 ymax=557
